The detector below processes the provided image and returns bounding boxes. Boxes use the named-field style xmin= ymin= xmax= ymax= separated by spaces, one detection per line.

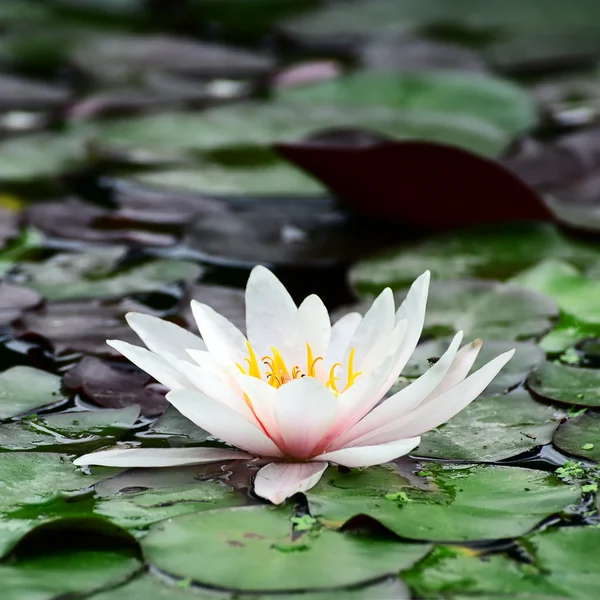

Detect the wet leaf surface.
xmin=553 ymin=411 xmax=600 ymax=462
xmin=308 ymin=463 xmax=579 ymax=542
xmin=143 ymin=505 xmax=431 ymax=591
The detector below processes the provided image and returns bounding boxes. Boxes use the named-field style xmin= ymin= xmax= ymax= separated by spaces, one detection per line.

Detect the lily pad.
xmin=308 ymin=463 xmax=579 ymax=542
xmin=349 ymin=223 xmax=600 ymax=294
xmin=14 ymin=248 xmax=202 ymax=301
xmin=403 ymin=526 xmax=600 ymax=599
xmin=0 ymin=549 xmax=141 ymax=600
xmin=403 ymin=340 xmax=545 ymax=395
xmin=137 ymin=406 xmax=210 ymax=447
xmin=142 ymin=505 xmax=431 ymax=591
xmin=392 ymin=280 xmax=558 ymax=341
xmin=0 ymin=367 xmax=68 ymax=420
xmin=0 ymin=406 xmax=140 ymax=452
xmin=511 ymin=259 xmax=600 ymax=325
xmin=414 ymin=389 xmax=566 ymax=462
xmin=527 ymin=361 xmax=600 ymax=408
xmin=553 ymin=412 xmax=600 ymax=462
xmin=93 ymin=101 xmax=512 ymax=160
xmin=278 ymin=71 xmax=537 ymax=140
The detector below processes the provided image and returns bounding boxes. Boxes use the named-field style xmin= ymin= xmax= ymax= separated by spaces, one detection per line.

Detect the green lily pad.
xmin=133 ymin=163 xmax=326 ymax=196
xmin=553 ymin=412 xmax=600 ymax=462
xmin=15 ymin=248 xmax=202 ymax=300
xmin=278 ymin=71 xmax=537 ymax=140
xmin=92 ymin=101 xmax=510 ymax=160
xmin=0 ymin=406 xmax=140 ymax=452
xmin=349 ymin=223 xmax=600 ymax=295
xmin=142 ymin=505 xmax=431 ymax=591
xmin=403 ymin=526 xmax=600 ymax=599
xmin=403 ymin=340 xmax=544 ymax=395
xmin=393 ymin=280 xmax=558 ymax=341
xmin=527 ymin=361 xmax=600 ymax=408
xmin=0 ymin=367 xmax=68 ymax=420
xmin=1 ymin=549 xmax=141 ymax=600
xmin=511 ymin=259 xmax=600 ymax=325
xmin=308 ymin=463 xmax=579 ymax=542
xmin=414 ymin=389 xmax=566 ymax=462
xmin=95 ymin=479 xmax=245 ymax=530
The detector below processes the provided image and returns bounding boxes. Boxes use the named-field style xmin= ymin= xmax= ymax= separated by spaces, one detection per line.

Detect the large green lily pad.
xmin=553 ymin=412 xmax=600 ymax=462
xmin=15 ymin=248 xmax=202 ymax=300
xmin=278 ymin=71 xmax=537 ymax=139
xmin=527 ymin=361 xmax=600 ymax=408
xmin=0 ymin=367 xmax=68 ymax=420
xmin=414 ymin=390 xmax=565 ymax=462
xmin=308 ymin=463 xmax=579 ymax=542
xmin=142 ymin=505 xmax=431 ymax=591
xmin=136 ymin=406 xmax=210 ymax=447
xmin=349 ymin=223 xmax=600 ymax=295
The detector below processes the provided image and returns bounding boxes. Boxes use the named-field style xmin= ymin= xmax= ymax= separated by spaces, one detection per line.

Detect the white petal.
xmin=393 ymin=270 xmax=431 ymax=373
xmin=427 ymin=338 xmax=482 ymax=400
xmin=245 ymin=266 xmax=296 ymax=356
xmin=164 ymin=353 xmax=255 ymax=422
xmin=74 ymin=447 xmax=250 ymax=467
xmin=358 ymin=318 xmax=408 ymax=375
xmin=326 ymin=312 xmax=362 ymax=369
xmin=314 ymin=437 xmax=421 ymax=468
xmin=125 ymin=312 xmax=206 ymax=362
xmin=107 ymin=340 xmax=189 ymax=390
xmin=234 ymin=373 xmax=281 ymax=445
xmin=337 ymin=332 xmax=464 ymax=447
xmin=166 ymin=389 xmax=283 ymax=457
xmin=273 ymin=378 xmax=338 ymax=458
xmin=191 ymin=301 xmax=247 ymax=364
xmin=254 ymin=461 xmax=327 ymax=504
xmin=295 ymin=294 xmax=331 ymax=375
xmin=350 ymin=348 xmax=515 ymax=445
xmin=344 ymin=288 xmax=395 ymax=385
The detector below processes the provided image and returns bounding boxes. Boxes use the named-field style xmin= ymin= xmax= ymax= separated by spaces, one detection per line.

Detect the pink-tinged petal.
xmin=325 ymin=312 xmax=362 ymax=370
xmin=295 ymin=294 xmax=331 ymax=375
xmin=358 ymin=318 xmax=407 ymax=375
xmin=107 ymin=340 xmax=189 ymax=390
xmin=343 ymin=288 xmax=395 ymax=385
xmin=166 ymin=389 xmax=283 ymax=457
xmin=349 ymin=348 xmax=515 ymax=446
xmin=245 ymin=266 xmax=296 ymax=356
xmin=427 ymin=338 xmax=482 ymax=400
xmin=337 ymin=332 xmax=464 ymax=448
xmin=234 ymin=373 xmax=282 ymax=446
xmin=254 ymin=461 xmax=328 ymax=504
xmin=191 ymin=301 xmax=247 ymax=364
xmin=74 ymin=447 xmax=251 ymax=467
xmin=273 ymin=378 xmax=338 ymax=458
xmin=163 ymin=353 xmax=255 ymax=422
xmin=125 ymin=312 xmax=206 ymax=362
xmin=314 ymin=437 xmax=421 ymax=468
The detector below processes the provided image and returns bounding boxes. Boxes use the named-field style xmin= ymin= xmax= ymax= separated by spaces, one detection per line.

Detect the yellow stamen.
xmin=306 ymin=343 xmax=323 ymax=377
xmin=343 ymin=348 xmax=362 ymax=392
xmin=235 ymin=363 xmax=246 ymax=374
xmin=325 ymin=362 xmax=342 ymax=393
xmin=245 ymin=341 xmax=261 ymax=378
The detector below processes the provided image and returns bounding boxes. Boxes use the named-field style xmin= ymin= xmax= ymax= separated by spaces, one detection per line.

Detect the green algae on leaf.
xmin=553 ymin=412 xmax=600 ymax=462
xmin=308 ymin=464 xmax=580 ymax=542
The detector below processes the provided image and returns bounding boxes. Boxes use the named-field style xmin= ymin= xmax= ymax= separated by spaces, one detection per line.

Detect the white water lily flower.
xmin=74 ymin=267 xmax=514 ymax=504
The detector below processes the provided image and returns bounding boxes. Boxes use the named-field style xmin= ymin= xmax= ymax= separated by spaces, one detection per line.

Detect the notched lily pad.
xmin=0 ymin=366 xmax=68 ymax=420
xmin=308 ymin=463 xmax=580 ymax=542
xmin=0 ymin=282 xmax=42 ymax=326
xmin=527 ymin=361 xmax=600 ymax=408
xmin=553 ymin=412 xmax=600 ymax=462
xmin=414 ymin=389 xmax=566 ymax=462
xmin=142 ymin=505 xmax=431 ymax=591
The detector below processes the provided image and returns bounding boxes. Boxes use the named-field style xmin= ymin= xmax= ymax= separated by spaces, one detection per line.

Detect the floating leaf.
xmin=553 ymin=412 xmax=600 ymax=461
xmin=0 ymin=367 xmax=67 ymax=420
xmin=308 ymin=464 xmax=579 ymax=542
xmin=142 ymin=505 xmax=431 ymax=591
xmin=527 ymin=361 xmax=600 ymax=408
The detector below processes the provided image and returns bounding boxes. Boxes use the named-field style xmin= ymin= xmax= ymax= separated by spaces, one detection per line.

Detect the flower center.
xmin=236 ymin=341 xmax=362 ymax=394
